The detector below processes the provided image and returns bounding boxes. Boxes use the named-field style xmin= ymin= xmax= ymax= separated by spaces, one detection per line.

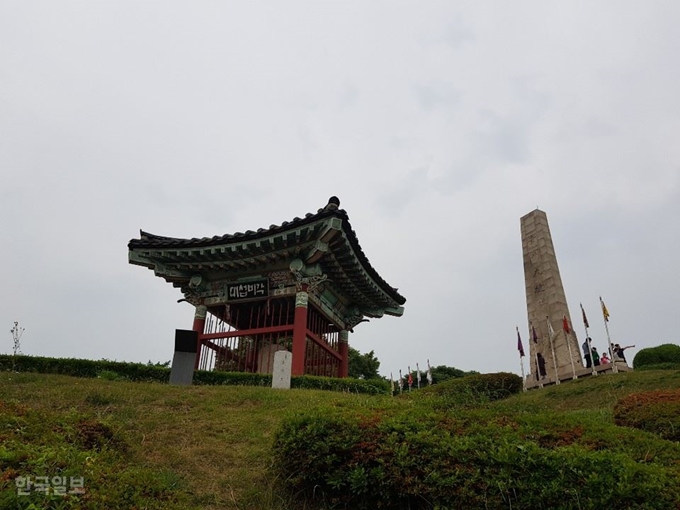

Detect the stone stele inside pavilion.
xmin=127 ymin=197 xmax=406 ymax=378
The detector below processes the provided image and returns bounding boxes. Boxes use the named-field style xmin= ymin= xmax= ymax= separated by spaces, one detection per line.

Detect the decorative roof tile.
xmin=129 ymin=197 xmax=405 ymax=306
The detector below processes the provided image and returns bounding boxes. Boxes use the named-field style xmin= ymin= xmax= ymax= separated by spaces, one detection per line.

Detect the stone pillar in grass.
xmin=272 ymin=351 xmax=293 ymax=389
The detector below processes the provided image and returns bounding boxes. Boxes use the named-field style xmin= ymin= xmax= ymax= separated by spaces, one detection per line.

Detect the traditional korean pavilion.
xmin=128 ymin=197 xmax=405 ymax=378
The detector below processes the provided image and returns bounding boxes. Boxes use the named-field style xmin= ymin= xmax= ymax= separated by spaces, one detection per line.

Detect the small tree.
xmin=10 ymin=321 xmax=25 ymax=372
xmin=348 ymin=347 xmax=381 ymax=379
xmin=428 ymin=365 xmax=478 ymax=384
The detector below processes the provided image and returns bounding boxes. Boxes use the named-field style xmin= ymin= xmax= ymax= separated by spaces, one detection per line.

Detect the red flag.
xmin=562 ymin=315 xmax=570 ymax=334
xmin=517 ymin=327 xmax=525 ymax=357
xmin=580 ymin=303 xmax=589 ymax=329
xmin=407 ymin=372 xmax=413 ymax=387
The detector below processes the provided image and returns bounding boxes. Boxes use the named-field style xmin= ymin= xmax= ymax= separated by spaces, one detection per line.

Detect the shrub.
xmin=272 ymin=407 xmax=680 ymax=509
xmin=98 ymin=370 xmax=122 ymax=381
xmin=614 ymin=389 xmax=680 ymax=441
xmin=193 ymin=370 xmax=272 ymax=387
xmin=417 ymin=372 xmax=522 ymax=405
xmin=0 ymin=355 xmax=171 ymax=382
xmin=194 ymin=371 xmax=388 ymax=394
xmin=634 ymin=344 xmax=680 ymax=369
xmin=636 ymin=363 xmax=680 ymax=372
xmin=0 ymin=355 xmax=387 ymax=394
xmin=292 ymin=375 xmax=390 ymax=394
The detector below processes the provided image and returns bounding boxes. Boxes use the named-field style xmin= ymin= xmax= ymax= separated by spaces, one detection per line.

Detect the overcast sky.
xmin=2 ymin=2 xmax=679 ymax=380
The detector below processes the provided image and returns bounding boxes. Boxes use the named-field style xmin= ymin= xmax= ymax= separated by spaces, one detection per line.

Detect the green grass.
xmin=1 ymin=368 xmax=679 ymax=509
xmin=0 ymin=371 xmax=400 ymax=509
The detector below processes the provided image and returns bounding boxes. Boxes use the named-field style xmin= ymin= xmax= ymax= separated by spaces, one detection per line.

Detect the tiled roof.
xmin=128 ymin=197 xmax=405 ymax=306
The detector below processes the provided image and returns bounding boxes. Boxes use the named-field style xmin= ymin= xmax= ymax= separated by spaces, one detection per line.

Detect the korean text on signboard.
xmin=227 ymin=280 xmax=269 ymax=301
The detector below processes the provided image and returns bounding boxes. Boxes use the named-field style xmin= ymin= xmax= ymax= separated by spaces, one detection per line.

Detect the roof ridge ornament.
xmin=324 ymin=196 xmax=340 ymax=211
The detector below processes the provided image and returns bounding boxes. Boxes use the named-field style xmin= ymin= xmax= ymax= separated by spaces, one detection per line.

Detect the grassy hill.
xmin=1 ymin=368 xmax=679 ymax=509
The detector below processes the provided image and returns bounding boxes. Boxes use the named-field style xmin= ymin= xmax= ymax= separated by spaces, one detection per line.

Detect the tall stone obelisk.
xmin=521 ymin=210 xmax=582 ymax=382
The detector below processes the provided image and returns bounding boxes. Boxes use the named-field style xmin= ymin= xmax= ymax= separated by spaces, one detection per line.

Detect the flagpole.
xmin=416 ymin=363 xmax=421 ymax=390
xmin=547 ymin=316 xmax=560 ymax=385
xmin=587 ymin=335 xmax=598 ymax=377
xmin=580 ymin=303 xmax=597 ymax=377
xmin=600 ymin=296 xmax=618 ymax=374
xmin=604 ymin=316 xmax=618 ymax=374
xmin=529 ymin=322 xmax=543 ymax=389
xmin=516 ymin=326 xmax=527 ymax=392
xmin=534 ymin=352 xmax=544 ymax=389
xmin=563 ymin=317 xmax=577 ymax=379
xmin=564 ymin=328 xmax=577 ymax=379
xmin=399 ymin=369 xmax=403 ymax=394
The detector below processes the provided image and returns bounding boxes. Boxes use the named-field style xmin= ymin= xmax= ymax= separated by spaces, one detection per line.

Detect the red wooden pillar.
xmin=339 ymin=329 xmax=349 ymax=378
xmin=192 ymin=305 xmax=207 ymax=370
xmin=291 ymin=286 xmax=309 ymax=376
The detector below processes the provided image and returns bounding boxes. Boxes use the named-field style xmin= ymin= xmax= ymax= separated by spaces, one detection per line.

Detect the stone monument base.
xmin=525 ymin=362 xmax=632 ymax=390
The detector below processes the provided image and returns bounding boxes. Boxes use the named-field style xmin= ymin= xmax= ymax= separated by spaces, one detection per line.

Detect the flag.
xmin=426 ymin=360 xmax=433 ymax=385
xmin=562 ymin=315 xmax=570 ymax=334
xmin=399 ymin=369 xmax=403 ymax=390
xmin=407 ymin=366 xmax=413 ymax=387
xmin=532 ymin=324 xmax=538 ymax=343
xmin=580 ymin=303 xmax=589 ymax=329
xmin=416 ymin=363 xmax=421 ymax=384
xmin=390 ymin=373 xmax=395 ymax=394
xmin=600 ymin=297 xmax=610 ymax=322
xmin=547 ymin=317 xmax=555 ymax=338
xmin=516 ymin=326 xmax=525 ymax=357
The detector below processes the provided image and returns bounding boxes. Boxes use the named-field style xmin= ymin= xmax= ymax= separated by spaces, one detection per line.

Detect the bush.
xmin=293 ymin=375 xmax=390 ymax=394
xmin=634 ymin=344 xmax=680 ymax=369
xmin=272 ymin=407 xmax=680 ymax=509
xmin=193 ymin=370 xmax=272 ymax=387
xmin=98 ymin=370 xmax=122 ymax=381
xmin=614 ymin=390 xmax=680 ymax=441
xmin=0 ymin=355 xmax=170 ymax=382
xmin=416 ymin=372 xmax=523 ymax=404
xmin=0 ymin=355 xmax=388 ymax=395
xmin=191 ymin=371 xmax=389 ymax=394
xmin=636 ymin=363 xmax=680 ymax=372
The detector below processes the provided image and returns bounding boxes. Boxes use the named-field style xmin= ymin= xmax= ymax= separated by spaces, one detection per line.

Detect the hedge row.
xmin=0 ymin=355 xmax=388 ymax=394
xmin=633 ymin=344 xmax=680 ymax=369
xmin=636 ymin=363 xmax=680 ymax=372
xmin=416 ymin=372 xmax=523 ymax=404
xmin=195 ymin=370 xmax=390 ymax=394
xmin=614 ymin=389 xmax=680 ymax=442
xmin=0 ymin=355 xmax=170 ymax=382
xmin=272 ymin=407 xmax=680 ymax=509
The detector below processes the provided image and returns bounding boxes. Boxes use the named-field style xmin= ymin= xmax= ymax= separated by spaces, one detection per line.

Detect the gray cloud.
xmin=2 ymin=2 xmax=679 ymax=380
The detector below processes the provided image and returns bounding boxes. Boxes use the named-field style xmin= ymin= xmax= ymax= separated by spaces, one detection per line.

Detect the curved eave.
xmin=128 ymin=201 xmax=406 ymax=309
